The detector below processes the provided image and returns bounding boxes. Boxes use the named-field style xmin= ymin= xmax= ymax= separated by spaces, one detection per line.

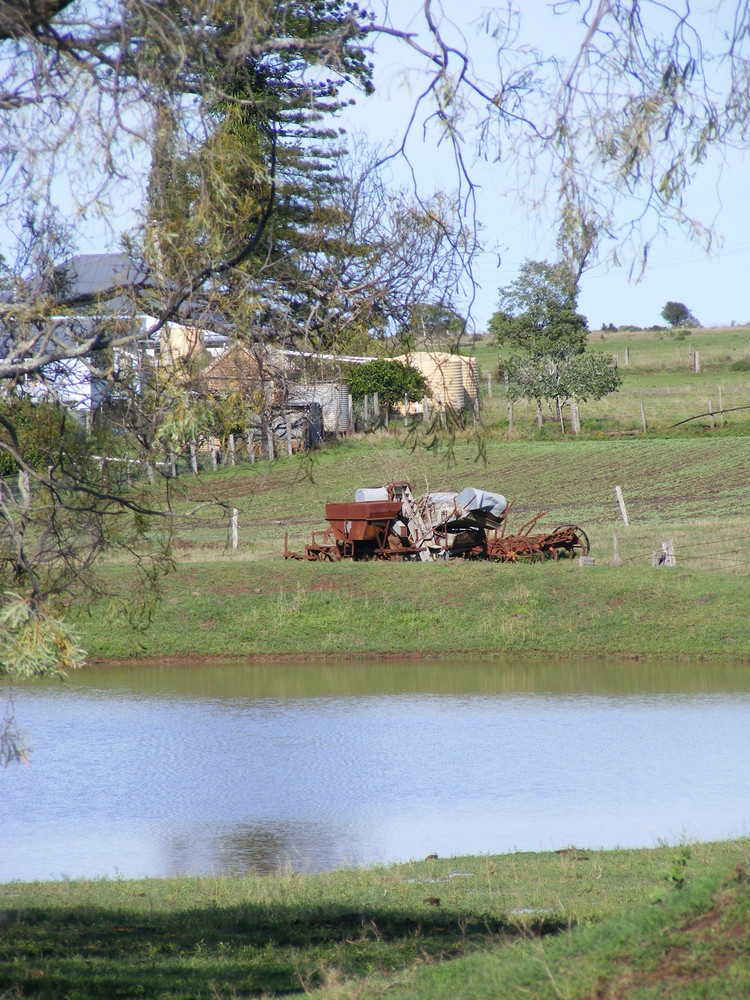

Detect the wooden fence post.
xmin=718 ymin=385 xmax=724 ymax=427
xmin=571 ymin=402 xmax=581 ymax=435
xmin=708 ymin=399 xmax=714 ymax=430
xmin=694 ymin=350 xmax=701 ymax=373
xmin=228 ymin=433 xmax=235 ymax=466
xmin=640 ymin=402 xmax=647 ymax=433
xmin=612 ymin=529 xmax=624 ymax=566
xmin=615 ymin=485 xmax=630 ymax=527
xmin=652 ymin=539 xmax=676 ymax=567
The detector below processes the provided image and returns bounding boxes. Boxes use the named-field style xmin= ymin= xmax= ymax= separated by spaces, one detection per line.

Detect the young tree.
xmin=661 ymin=301 xmax=701 ymax=328
xmin=491 ymin=258 xmax=620 ymax=428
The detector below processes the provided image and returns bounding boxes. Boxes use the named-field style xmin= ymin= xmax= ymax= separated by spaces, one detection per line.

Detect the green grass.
xmin=1 ymin=841 xmax=748 ymax=998
xmin=77 ymin=560 xmax=750 ymax=662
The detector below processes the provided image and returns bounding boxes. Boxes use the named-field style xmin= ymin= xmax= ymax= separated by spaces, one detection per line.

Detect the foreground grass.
xmin=2 ymin=841 xmax=748 ymax=998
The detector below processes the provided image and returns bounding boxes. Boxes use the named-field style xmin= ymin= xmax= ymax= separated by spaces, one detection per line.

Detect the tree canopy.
xmin=661 ymin=301 xmax=701 ymax=328
xmin=491 ymin=258 xmax=620 ymax=425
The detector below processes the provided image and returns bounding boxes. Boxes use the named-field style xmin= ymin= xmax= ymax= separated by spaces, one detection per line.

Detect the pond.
xmin=2 ymin=660 xmax=749 ymax=882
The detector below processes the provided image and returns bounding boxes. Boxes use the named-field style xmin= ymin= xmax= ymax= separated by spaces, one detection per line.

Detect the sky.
xmin=347 ymin=1 xmax=750 ymax=332
xmin=13 ymin=0 xmax=750 ymax=334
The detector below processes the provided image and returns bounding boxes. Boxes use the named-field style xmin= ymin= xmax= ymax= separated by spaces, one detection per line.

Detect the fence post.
xmin=228 ymin=433 xmax=235 ymax=466
xmin=571 ymin=402 xmax=581 ymax=435
xmin=422 ymin=396 xmax=430 ymax=423
xmin=652 ymin=539 xmax=676 ymax=567
xmin=694 ymin=350 xmax=701 ymax=373
xmin=624 ymin=346 xmax=630 ymax=366
xmin=718 ymin=385 xmax=724 ymax=427
xmin=487 ymin=374 xmax=492 ymax=398
xmin=190 ymin=440 xmax=198 ymax=476
xmin=209 ymin=437 xmax=218 ymax=471
xmin=404 ymin=393 xmax=409 ymax=428
xmin=615 ymin=485 xmax=630 ymax=527
xmin=708 ymin=399 xmax=714 ymax=429
xmin=247 ymin=430 xmax=255 ymax=464
xmin=613 ymin=529 xmax=624 ymax=566
xmin=507 ymin=399 xmax=514 ymax=432
xmin=640 ymin=401 xmax=647 ymax=433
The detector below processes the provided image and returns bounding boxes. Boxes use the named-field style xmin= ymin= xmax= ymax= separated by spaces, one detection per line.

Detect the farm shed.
xmin=289 ymin=382 xmax=352 ymax=435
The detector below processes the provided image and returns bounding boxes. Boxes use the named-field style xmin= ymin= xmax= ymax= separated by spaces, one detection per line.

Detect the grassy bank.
xmin=2 ymin=840 xmax=748 ymax=998
xmin=79 ymin=559 xmax=750 ymax=662
xmin=76 ymin=430 xmax=750 ymax=662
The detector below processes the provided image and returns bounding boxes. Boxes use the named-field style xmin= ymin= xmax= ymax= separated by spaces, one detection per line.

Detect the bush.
xmin=347 ymin=359 xmax=431 ymax=408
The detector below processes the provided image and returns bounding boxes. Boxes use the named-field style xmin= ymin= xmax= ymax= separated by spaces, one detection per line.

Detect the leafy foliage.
xmin=347 ymin=359 xmax=431 ymax=409
xmin=490 ymin=260 xmax=588 ymax=363
xmin=492 ymin=258 xmax=621 ymax=420
xmin=505 ymin=351 xmax=622 ymax=409
xmin=661 ymin=301 xmax=701 ymax=328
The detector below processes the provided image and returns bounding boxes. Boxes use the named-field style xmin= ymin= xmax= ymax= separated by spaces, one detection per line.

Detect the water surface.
xmin=2 ymin=660 xmax=749 ymax=882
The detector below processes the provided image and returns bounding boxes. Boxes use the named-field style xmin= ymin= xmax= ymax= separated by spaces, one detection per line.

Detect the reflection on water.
xmin=2 ymin=659 xmax=749 ymax=882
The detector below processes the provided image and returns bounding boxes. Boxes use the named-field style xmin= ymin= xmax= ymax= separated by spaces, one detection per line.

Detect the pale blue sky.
xmin=7 ymin=0 xmax=749 ymax=333
xmin=356 ymin=1 xmax=750 ymax=331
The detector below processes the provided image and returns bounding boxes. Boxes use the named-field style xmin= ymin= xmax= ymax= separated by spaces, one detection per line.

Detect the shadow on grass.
xmin=1 ymin=899 xmax=566 ymax=997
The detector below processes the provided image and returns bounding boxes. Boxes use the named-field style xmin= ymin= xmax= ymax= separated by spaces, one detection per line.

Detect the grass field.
xmin=1 ymin=840 xmax=748 ymax=998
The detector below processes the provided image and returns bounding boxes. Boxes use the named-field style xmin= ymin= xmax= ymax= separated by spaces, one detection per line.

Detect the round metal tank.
xmin=355 ymin=487 xmax=389 ymax=502
xmin=396 ymin=352 xmax=465 ymax=410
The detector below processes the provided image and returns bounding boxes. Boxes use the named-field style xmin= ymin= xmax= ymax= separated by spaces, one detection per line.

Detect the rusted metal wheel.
xmin=551 ymin=524 xmax=590 ymax=559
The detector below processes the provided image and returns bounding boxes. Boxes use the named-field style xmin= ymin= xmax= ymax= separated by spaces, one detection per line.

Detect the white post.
xmin=190 ymin=440 xmax=198 ymax=475
xmin=228 ymin=433 xmax=235 ymax=466
xmin=615 ymin=485 xmax=630 ymax=527
xmin=708 ymin=399 xmax=714 ymax=430
xmin=571 ymin=402 xmax=581 ymax=435
xmin=640 ymin=402 xmax=647 ymax=433
xmin=247 ymin=430 xmax=255 ymax=464
xmin=624 ymin=346 xmax=630 ymax=366
xmin=404 ymin=393 xmax=409 ymax=428
xmin=694 ymin=350 xmax=701 ymax=373
xmin=613 ymin=529 xmax=623 ymax=566
xmin=210 ymin=437 xmax=218 ymax=471
xmin=507 ymin=400 xmax=514 ymax=432
xmin=231 ymin=508 xmax=238 ymax=550
xmin=486 ymin=374 xmax=492 ymax=398
xmin=718 ymin=385 xmax=724 ymax=427
xmin=266 ymin=424 xmax=275 ymax=461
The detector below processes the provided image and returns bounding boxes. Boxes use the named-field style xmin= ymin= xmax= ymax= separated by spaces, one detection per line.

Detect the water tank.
xmin=355 ymin=487 xmax=389 ymax=502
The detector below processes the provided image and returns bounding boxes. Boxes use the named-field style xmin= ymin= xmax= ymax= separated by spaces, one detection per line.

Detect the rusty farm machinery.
xmin=285 ymin=481 xmax=590 ymax=563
